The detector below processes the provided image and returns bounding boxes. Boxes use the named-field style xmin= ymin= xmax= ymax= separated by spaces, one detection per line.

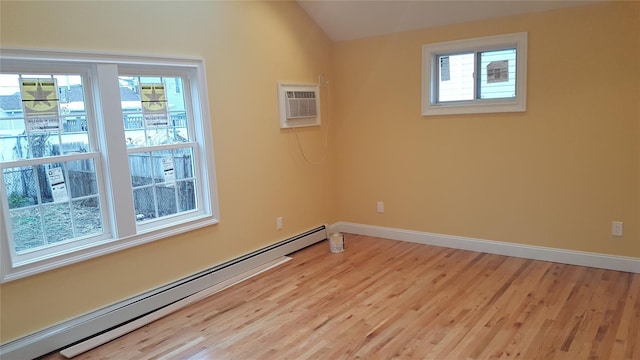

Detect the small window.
xmin=422 ymin=33 xmax=527 ymax=116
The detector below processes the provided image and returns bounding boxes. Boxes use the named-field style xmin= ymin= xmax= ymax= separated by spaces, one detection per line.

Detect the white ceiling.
xmin=297 ymin=0 xmax=601 ymax=41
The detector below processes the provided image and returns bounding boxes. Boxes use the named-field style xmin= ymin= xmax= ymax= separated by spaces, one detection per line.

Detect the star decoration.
xmin=144 ymin=87 xmax=164 ymax=102
xmin=24 ymin=81 xmax=56 ymax=110
xmin=141 ymin=85 xmax=167 ymax=111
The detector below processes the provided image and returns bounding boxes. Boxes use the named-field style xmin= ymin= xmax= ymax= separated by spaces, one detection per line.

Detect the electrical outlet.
xmin=377 ymin=201 xmax=384 ymax=213
xmin=612 ymin=221 xmax=623 ymax=237
xmin=276 ymin=217 xmax=283 ymax=230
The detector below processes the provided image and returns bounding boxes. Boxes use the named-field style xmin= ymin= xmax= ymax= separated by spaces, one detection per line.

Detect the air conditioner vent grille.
xmin=278 ymin=83 xmax=321 ymax=128
xmin=286 ymin=91 xmax=317 ymax=119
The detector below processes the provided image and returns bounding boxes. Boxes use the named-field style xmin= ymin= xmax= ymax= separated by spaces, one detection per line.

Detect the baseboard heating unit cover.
xmin=0 ymin=225 xmax=327 ymax=360
xmin=60 ymin=256 xmax=291 ymax=358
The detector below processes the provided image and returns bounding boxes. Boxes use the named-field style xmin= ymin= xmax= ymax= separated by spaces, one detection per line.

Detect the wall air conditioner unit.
xmin=278 ymin=83 xmax=320 ymax=128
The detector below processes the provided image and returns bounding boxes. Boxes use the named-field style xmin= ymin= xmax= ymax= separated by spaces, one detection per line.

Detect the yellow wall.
xmin=0 ymin=0 xmax=336 ymax=343
xmin=1 ymin=0 xmax=639 ymax=345
xmin=332 ymin=1 xmax=639 ymax=256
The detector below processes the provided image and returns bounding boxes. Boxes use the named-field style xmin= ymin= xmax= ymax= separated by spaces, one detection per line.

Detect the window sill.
xmin=1 ymin=215 xmax=219 ymax=283
xmin=422 ymin=99 xmax=526 ymax=116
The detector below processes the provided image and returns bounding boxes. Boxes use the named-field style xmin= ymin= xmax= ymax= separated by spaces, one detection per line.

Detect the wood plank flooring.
xmin=41 ymin=234 xmax=640 ymax=359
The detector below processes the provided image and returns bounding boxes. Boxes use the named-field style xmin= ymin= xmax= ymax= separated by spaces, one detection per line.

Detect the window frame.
xmin=0 ymin=49 xmax=220 ymax=282
xmin=422 ymin=32 xmax=528 ymax=116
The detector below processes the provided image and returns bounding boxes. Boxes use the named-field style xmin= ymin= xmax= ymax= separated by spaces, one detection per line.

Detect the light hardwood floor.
xmin=41 ymin=234 xmax=640 ymax=359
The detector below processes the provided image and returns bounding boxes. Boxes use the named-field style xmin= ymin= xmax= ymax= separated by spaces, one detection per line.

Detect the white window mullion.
xmin=0 ymin=170 xmax=14 ymax=275
xmin=473 ymin=52 xmax=478 ymax=101
xmin=92 ymin=64 xmax=137 ymax=238
xmin=188 ymin=69 xmax=218 ymax=218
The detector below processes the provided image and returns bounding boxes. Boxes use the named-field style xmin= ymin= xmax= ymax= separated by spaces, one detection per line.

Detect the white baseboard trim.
xmin=0 ymin=225 xmax=327 ymax=360
xmin=59 ymin=256 xmax=292 ymax=359
xmin=331 ymin=222 xmax=640 ymax=274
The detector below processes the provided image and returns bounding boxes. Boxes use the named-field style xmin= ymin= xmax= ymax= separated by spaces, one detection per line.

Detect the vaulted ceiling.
xmin=297 ymin=0 xmax=601 ymax=41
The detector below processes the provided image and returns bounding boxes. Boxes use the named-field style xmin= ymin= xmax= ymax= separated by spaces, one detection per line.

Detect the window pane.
xmin=177 ymin=180 xmax=196 ymax=212
xmin=120 ymin=76 xmax=189 ymax=148
xmin=4 ymin=166 xmax=37 ymax=209
xmin=437 ymin=53 xmax=474 ymax=102
xmin=140 ymin=76 xmax=162 ymax=83
xmin=68 ymin=159 xmax=98 ymax=198
xmin=133 ymin=187 xmax=155 ymax=222
xmin=40 ymin=164 xmax=64 ymax=204
xmin=130 ymin=148 xmax=197 ymax=222
xmin=0 ymin=74 xmax=91 ymax=160
xmin=151 ymin=150 xmax=173 ymax=184
xmin=0 ymin=74 xmax=23 ymax=136
xmin=41 ymin=203 xmax=73 ymax=244
xmin=10 ymin=207 xmax=44 ymax=252
xmin=129 ymin=152 xmax=153 ymax=186
xmin=174 ymin=148 xmax=194 ymax=180
xmin=479 ymin=49 xmax=517 ymax=99
xmin=156 ymin=184 xmax=177 ymax=217
xmin=6 ymin=162 xmax=91 ymax=204
xmin=3 ymin=159 xmax=104 ymax=253
xmin=71 ymin=198 xmax=103 ymax=238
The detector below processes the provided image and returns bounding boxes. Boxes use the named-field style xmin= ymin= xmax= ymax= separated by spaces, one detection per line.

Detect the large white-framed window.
xmin=0 ymin=49 xmax=219 ymax=282
xmin=422 ymin=32 xmax=527 ymax=116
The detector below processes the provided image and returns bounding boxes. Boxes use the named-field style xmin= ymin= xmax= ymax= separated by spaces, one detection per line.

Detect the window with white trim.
xmin=0 ymin=50 xmax=219 ymax=282
xmin=422 ymin=32 xmax=527 ymax=116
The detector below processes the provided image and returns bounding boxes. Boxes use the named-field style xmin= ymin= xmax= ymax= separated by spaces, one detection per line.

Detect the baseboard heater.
xmin=0 ymin=225 xmax=327 ymax=360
